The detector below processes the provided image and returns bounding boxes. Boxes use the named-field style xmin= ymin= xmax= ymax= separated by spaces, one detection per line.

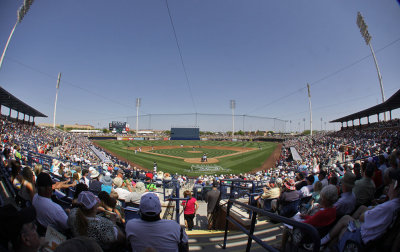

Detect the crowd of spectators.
xmin=0 ymin=116 xmax=399 ymax=251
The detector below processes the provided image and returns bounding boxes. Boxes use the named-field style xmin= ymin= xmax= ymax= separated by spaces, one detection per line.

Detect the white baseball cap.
xmin=77 ymin=191 xmax=99 ymax=210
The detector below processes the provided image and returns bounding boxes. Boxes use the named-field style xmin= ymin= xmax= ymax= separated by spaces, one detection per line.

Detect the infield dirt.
xmin=126 ymin=145 xmax=257 ymax=164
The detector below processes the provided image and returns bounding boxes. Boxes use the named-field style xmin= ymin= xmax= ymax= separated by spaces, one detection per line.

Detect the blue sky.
xmin=0 ymin=0 xmax=399 ymax=132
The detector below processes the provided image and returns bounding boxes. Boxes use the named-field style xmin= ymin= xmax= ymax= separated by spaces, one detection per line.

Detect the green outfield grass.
xmin=94 ymin=140 xmax=278 ymax=176
xmin=151 ymin=147 xmax=236 ymax=158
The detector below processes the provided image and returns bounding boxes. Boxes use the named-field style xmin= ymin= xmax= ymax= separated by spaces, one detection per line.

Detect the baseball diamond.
xmin=94 ymin=140 xmax=279 ymax=176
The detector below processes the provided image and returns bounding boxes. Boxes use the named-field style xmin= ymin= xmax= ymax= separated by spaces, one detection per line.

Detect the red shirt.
xmin=303 ymin=207 xmax=336 ymax=227
xmin=372 ymin=170 xmax=383 ymax=188
xmin=146 ymin=172 xmax=154 ymax=180
xmin=182 ymin=197 xmax=197 ymax=215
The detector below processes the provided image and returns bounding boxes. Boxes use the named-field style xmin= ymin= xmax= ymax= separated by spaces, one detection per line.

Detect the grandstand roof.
xmin=331 ymin=88 xmax=400 ymax=123
xmin=0 ymin=86 xmax=47 ymax=118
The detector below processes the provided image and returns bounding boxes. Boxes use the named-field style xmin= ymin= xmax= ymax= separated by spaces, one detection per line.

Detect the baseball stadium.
xmin=0 ymin=1 xmax=400 ymax=252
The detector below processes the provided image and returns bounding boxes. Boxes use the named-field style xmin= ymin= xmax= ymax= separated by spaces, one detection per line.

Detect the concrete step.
xmin=187 ymin=221 xmax=283 ymax=251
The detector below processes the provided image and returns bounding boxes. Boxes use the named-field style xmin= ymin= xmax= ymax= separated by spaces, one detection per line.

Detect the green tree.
xmin=236 ymin=130 xmax=244 ymax=136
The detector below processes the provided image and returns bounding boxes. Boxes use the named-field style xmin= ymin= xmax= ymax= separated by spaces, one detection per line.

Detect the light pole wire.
xmin=247 ymin=37 xmax=400 ymax=114
xmin=164 ymin=0 xmax=197 ymax=113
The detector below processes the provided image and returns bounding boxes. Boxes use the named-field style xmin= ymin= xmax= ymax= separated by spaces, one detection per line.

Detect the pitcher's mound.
xmin=184 ymin=158 xmax=219 ymax=164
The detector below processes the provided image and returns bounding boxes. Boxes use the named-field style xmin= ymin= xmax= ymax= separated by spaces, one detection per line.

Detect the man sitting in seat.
xmin=334 ymin=172 xmax=356 ymax=217
xmin=125 ymin=193 xmax=188 ymax=252
xmin=0 ymin=205 xmax=45 ymax=252
xmin=353 ymin=163 xmax=376 ymax=207
xmin=32 ymin=172 xmax=69 ymax=233
xmin=255 ymin=180 xmax=280 ymax=210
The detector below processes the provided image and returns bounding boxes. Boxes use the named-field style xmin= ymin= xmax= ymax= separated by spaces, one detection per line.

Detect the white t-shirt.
xmin=114 ymin=187 xmax=131 ymax=200
xmin=126 ymin=219 xmax=188 ymax=252
xmin=299 ymin=184 xmax=313 ymax=197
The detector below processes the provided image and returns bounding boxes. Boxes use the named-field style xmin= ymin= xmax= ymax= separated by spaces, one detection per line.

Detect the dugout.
xmin=170 ymin=127 xmax=200 ymax=140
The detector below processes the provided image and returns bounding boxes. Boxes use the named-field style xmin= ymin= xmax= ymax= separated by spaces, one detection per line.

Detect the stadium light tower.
xmin=320 ymin=117 xmax=323 ymax=131
xmin=53 ymin=73 xmax=61 ymax=128
xmin=230 ymin=100 xmax=235 ymax=139
xmin=136 ymin=98 xmax=141 ymax=136
xmin=356 ymin=12 xmax=386 ymax=120
xmin=0 ymin=0 xmax=35 ymax=72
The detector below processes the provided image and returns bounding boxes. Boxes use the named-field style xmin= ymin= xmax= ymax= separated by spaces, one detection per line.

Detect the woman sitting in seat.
xmin=281 ymin=184 xmax=339 ymax=250
xmin=278 ymin=179 xmax=301 ymax=217
xmin=68 ymin=191 xmax=125 ymax=250
xmin=300 ymin=184 xmax=338 ymax=227
xmin=19 ymin=166 xmax=36 ymax=203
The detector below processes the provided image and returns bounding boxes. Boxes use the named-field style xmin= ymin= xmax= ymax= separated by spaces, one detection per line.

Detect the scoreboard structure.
xmin=170 ymin=127 xmax=200 ymax=140
xmin=109 ymin=121 xmax=129 ymax=133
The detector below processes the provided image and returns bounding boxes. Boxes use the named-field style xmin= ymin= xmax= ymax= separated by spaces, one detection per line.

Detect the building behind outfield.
xmin=170 ymin=127 xmax=200 ymax=140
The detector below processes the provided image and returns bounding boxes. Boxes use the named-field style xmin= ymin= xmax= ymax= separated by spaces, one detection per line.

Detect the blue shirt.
xmin=101 ymin=184 xmax=112 ymax=194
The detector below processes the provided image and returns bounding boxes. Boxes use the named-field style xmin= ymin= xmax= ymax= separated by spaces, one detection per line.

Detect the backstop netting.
xmin=126 ymin=113 xmax=286 ymax=133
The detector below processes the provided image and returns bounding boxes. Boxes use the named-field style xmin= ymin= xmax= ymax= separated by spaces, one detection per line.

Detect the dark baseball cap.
xmin=36 ymin=172 xmax=55 ymax=187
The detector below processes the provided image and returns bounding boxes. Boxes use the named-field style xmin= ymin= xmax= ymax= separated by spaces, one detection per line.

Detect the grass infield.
xmin=94 ymin=140 xmax=278 ymax=176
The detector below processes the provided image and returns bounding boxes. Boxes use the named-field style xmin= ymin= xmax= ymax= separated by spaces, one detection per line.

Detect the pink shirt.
xmin=182 ymin=197 xmax=197 ymax=215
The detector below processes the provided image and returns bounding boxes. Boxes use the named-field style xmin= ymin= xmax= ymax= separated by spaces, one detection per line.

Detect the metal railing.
xmin=222 ymin=198 xmax=320 ymax=252
xmin=162 ymin=179 xmax=188 ymax=224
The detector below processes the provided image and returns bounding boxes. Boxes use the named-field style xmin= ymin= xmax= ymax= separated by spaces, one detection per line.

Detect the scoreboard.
xmin=109 ymin=121 xmax=129 ymax=133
